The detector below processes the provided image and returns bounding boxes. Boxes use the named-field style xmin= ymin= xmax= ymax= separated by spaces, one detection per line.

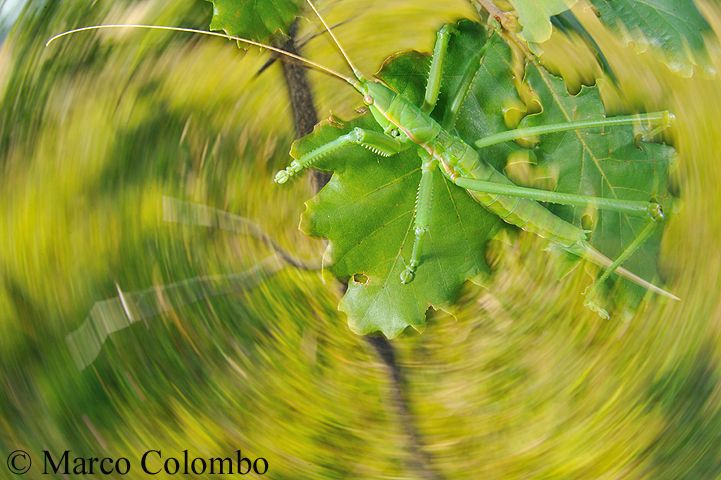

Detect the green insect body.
xmin=365 ymin=94 xmax=587 ymax=247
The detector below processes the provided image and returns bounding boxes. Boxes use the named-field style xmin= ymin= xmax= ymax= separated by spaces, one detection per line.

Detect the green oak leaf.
xmin=509 ymin=0 xmax=579 ymax=43
xmin=295 ymin=23 xmax=513 ymax=337
xmin=590 ymin=0 xmax=713 ymax=76
xmin=207 ymin=0 xmax=300 ymax=42
xmin=517 ymin=62 xmax=675 ymax=287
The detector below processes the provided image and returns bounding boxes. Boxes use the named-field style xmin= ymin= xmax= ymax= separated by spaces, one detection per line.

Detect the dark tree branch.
xmin=366 ymin=335 xmax=444 ymax=480
xmin=277 ymin=21 xmax=331 ymax=191
xmin=275 ymin=19 xmax=443 ymax=480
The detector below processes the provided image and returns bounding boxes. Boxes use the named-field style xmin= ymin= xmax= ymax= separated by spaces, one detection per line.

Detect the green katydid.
xmin=277 ymin=0 xmax=678 ymax=311
xmin=46 ymin=0 xmax=678 ymax=323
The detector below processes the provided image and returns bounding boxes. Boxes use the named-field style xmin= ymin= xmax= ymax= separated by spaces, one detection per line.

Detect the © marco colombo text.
xmin=38 ymin=449 xmax=268 ymax=476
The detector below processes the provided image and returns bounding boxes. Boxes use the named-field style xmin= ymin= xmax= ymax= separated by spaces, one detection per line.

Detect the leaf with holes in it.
xmin=207 ymin=0 xmax=301 ymax=43
xmin=516 ymin=62 xmax=675 ymax=289
xmin=294 ymin=24 xmax=518 ymax=337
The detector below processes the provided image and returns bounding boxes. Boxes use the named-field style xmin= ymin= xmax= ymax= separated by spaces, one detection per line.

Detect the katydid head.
xmin=353 ymin=79 xmax=403 ymax=134
xmin=355 ymin=80 xmax=395 ymax=109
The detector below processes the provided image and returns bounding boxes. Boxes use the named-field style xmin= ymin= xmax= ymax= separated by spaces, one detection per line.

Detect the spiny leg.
xmin=422 ymin=24 xmax=456 ymax=114
xmin=274 ymin=127 xmax=405 ymax=183
xmin=427 ymin=23 xmax=498 ymax=131
xmin=440 ymin=40 xmax=491 ymax=129
xmin=398 ymin=21 xmax=458 ymax=284
xmin=400 ymin=153 xmax=437 ymax=284
xmin=423 ymin=21 xmax=493 ymax=128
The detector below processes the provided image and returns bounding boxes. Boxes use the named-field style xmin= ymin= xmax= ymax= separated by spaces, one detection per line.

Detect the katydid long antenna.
xmin=304 ymin=0 xmax=364 ymax=80
xmin=255 ymin=17 xmax=355 ymax=78
xmin=45 ymin=24 xmax=356 ymax=85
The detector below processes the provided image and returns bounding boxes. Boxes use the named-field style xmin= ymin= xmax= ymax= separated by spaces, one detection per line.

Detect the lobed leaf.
xmin=293 ymin=20 xmax=675 ymax=336
xmin=207 ymin=0 xmax=301 ymax=42
xmin=296 ymin=24 xmax=512 ymax=337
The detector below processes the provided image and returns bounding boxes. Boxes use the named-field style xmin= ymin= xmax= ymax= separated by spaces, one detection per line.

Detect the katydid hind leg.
xmin=475 ymin=112 xmax=674 ymax=150
xmin=274 ymin=127 xmax=405 ymax=184
xmin=455 ymin=176 xmax=664 ymax=219
xmin=400 ymin=155 xmax=437 ymax=284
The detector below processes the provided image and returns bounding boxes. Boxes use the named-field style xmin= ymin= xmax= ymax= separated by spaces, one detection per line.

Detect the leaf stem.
xmin=278 ymin=22 xmax=443 ymax=480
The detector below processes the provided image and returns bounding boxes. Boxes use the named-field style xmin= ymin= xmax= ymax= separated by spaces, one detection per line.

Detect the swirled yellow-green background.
xmin=1 ymin=0 xmax=720 ymax=478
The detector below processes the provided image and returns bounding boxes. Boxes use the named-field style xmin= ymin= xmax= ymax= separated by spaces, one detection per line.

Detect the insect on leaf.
xmin=294 ymin=20 xmax=674 ymax=336
xmin=298 ymin=112 xmax=500 ymax=337
xmin=207 ymin=0 xmax=301 ymax=43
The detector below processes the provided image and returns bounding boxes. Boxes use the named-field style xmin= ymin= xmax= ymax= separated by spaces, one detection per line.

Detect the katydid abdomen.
xmin=379 ymin=86 xmax=589 ymax=249
xmin=430 ymin=130 xmax=585 ymax=248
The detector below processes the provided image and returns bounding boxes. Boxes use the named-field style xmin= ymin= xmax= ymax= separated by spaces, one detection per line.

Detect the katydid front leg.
xmin=274 ymin=127 xmax=405 ymax=184
xmin=422 ymin=24 xmax=456 ymax=114
xmin=440 ymin=36 xmax=492 ymax=128
xmin=398 ymin=22 xmax=455 ymax=284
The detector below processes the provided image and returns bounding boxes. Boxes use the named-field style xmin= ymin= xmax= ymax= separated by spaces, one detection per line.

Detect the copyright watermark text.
xmin=5 ymin=449 xmax=268 ymax=476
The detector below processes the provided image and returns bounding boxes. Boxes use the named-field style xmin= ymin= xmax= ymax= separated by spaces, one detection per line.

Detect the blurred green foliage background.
xmin=2 ymin=0 xmax=721 ymax=478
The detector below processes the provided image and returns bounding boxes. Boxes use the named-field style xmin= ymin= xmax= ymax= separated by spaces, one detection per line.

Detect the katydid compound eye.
xmin=363 ymin=95 xmax=373 ymax=105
